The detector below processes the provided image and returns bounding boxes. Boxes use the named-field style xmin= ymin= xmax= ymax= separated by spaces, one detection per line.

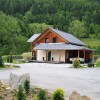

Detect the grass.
xmin=96 ymin=63 xmax=100 ymax=67
xmin=0 ymin=65 xmax=20 ymax=69
xmin=81 ymin=38 xmax=100 ymax=47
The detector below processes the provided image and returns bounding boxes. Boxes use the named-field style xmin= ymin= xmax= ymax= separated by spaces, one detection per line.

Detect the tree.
xmin=24 ymin=80 xmax=30 ymax=95
xmin=17 ymin=85 xmax=26 ymax=100
xmin=29 ymin=23 xmax=53 ymax=33
xmin=0 ymin=55 xmax=3 ymax=67
xmin=38 ymin=89 xmax=46 ymax=100
xmin=0 ymin=11 xmax=21 ymax=55
xmin=68 ymin=20 xmax=87 ymax=38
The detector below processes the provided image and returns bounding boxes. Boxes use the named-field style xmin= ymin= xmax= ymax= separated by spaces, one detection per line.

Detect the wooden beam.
xmin=78 ymin=50 xmax=80 ymax=59
xmin=92 ymin=51 xmax=94 ymax=63
xmin=83 ymin=50 xmax=85 ymax=63
xmin=59 ymin=50 xmax=61 ymax=63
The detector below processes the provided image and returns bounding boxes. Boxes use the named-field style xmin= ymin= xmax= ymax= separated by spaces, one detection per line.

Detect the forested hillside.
xmin=0 ymin=0 xmax=100 ymax=55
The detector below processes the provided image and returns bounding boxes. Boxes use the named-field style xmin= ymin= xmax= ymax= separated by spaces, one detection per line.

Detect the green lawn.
xmin=96 ymin=63 xmax=100 ymax=67
xmin=81 ymin=38 xmax=100 ymax=47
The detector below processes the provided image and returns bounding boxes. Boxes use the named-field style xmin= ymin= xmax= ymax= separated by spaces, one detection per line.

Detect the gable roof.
xmin=27 ymin=28 xmax=86 ymax=46
xmin=34 ymin=43 xmax=92 ymax=51
xmin=27 ymin=34 xmax=40 ymax=42
xmin=50 ymin=28 xmax=86 ymax=46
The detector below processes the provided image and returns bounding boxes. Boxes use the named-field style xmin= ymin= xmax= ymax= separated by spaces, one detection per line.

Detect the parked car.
xmin=69 ymin=58 xmax=84 ymax=63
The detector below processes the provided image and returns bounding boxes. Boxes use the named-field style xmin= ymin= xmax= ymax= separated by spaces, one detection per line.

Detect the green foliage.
xmin=88 ymin=62 xmax=94 ymax=67
xmin=73 ymin=58 xmax=80 ymax=68
xmin=22 ymin=52 xmax=32 ymax=61
xmin=9 ymin=55 xmax=13 ymax=63
xmin=68 ymin=20 xmax=87 ymax=38
xmin=33 ymin=95 xmax=38 ymax=100
xmin=24 ymin=80 xmax=30 ymax=95
xmin=0 ymin=55 xmax=3 ymax=67
xmin=3 ymin=55 xmax=22 ymax=63
xmin=7 ymin=56 xmax=10 ymax=63
xmin=38 ymin=89 xmax=46 ymax=100
xmin=52 ymin=88 xmax=64 ymax=100
xmin=29 ymin=23 xmax=53 ymax=33
xmin=17 ymin=85 xmax=26 ymax=100
xmin=0 ymin=0 xmax=100 ymax=55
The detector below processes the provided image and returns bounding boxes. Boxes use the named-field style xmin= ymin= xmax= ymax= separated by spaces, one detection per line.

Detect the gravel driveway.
xmin=0 ymin=63 xmax=100 ymax=100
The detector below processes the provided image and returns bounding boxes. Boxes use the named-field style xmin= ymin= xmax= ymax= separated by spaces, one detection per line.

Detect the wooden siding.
xmin=32 ymin=29 xmax=68 ymax=50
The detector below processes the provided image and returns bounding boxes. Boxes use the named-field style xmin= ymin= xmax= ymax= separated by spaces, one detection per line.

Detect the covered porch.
xmin=32 ymin=43 xmax=93 ymax=63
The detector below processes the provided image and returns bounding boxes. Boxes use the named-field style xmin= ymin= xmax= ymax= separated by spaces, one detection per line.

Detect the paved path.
xmin=0 ymin=63 xmax=100 ymax=100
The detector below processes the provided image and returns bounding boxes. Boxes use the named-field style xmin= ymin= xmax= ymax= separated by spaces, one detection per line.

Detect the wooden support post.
xmin=92 ymin=51 xmax=94 ymax=63
xmin=59 ymin=50 xmax=61 ymax=63
xmin=78 ymin=50 xmax=80 ymax=59
xmin=83 ymin=50 xmax=85 ymax=63
xmin=36 ymin=50 xmax=37 ymax=61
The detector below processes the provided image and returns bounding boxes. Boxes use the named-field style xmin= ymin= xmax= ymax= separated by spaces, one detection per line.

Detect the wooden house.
xmin=27 ymin=28 xmax=93 ymax=63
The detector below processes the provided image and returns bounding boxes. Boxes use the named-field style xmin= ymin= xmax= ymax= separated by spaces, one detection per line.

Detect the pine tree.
xmin=17 ymin=85 xmax=26 ymax=100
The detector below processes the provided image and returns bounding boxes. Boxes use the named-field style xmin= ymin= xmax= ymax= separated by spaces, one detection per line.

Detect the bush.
xmin=24 ymin=80 xmax=30 ymax=95
xmin=2 ymin=55 xmax=23 ymax=63
xmin=96 ymin=58 xmax=100 ymax=63
xmin=38 ymin=89 xmax=46 ymax=100
xmin=52 ymin=88 xmax=64 ymax=100
xmin=88 ymin=62 xmax=94 ymax=67
xmin=17 ymin=85 xmax=26 ymax=100
xmin=33 ymin=95 xmax=38 ymax=100
xmin=22 ymin=52 xmax=32 ymax=62
xmin=0 ymin=55 xmax=3 ymax=67
xmin=73 ymin=58 xmax=80 ymax=68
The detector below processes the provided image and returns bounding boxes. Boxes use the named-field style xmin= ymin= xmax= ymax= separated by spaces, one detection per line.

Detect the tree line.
xmin=0 ymin=0 xmax=100 ymax=55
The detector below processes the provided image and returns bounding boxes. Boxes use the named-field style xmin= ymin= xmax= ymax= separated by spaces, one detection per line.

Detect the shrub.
xmin=0 ymin=55 xmax=3 ymax=67
xmin=24 ymin=80 xmax=30 ymax=95
xmin=22 ymin=52 xmax=32 ymax=62
xmin=33 ymin=95 xmax=38 ymax=100
xmin=3 ymin=55 xmax=23 ymax=63
xmin=88 ymin=62 xmax=94 ymax=67
xmin=96 ymin=58 xmax=100 ymax=63
xmin=17 ymin=85 xmax=26 ymax=100
xmin=73 ymin=58 xmax=80 ymax=68
xmin=52 ymin=88 xmax=64 ymax=100
xmin=38 ymin=89 xmax=46 ymax=100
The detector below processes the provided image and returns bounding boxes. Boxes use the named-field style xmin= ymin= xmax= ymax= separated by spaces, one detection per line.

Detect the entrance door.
xmin=48 ymin=51 xmax=51 ymax=61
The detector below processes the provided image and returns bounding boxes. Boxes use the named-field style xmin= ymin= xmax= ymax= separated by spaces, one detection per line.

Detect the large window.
xmin=52 ymin=37 xmax=57 ymax=43
xmin=45 ymin=38 xmax=49 ymax=43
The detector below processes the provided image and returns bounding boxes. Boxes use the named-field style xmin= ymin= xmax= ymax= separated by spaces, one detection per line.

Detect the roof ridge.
xmin=50 ymin=28 xmax=86 ymax=46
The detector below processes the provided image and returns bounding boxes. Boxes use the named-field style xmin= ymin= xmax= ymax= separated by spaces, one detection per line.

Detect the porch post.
xmin=45 ymin=50 xmax=48 ymax=62
xmin=78 ymin=50 xmax=80 ymax=59
xmin=59 ymin=50 xmax=61 ymax=63
xmin=92 ymin=51 xmax=94 ymax=63
xmin=83 ymin=50 xmax=85 ymax=63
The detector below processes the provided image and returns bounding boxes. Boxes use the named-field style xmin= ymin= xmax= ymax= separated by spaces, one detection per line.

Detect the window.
xmin=52 ymin=37 xmax=57 ymax=43
xmin=45 ymin=38 xmax=49 ymax=43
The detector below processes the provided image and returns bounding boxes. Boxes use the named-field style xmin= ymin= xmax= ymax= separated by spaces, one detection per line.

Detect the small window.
xmin=45 ymin=38 xmax=49 ymax=43
xmin=52 ymin=37 xmax=57 ymax=43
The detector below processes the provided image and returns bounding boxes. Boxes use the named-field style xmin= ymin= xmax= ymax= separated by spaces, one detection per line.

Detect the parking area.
xmin=0 ymin=63 xmax=100 ymax=100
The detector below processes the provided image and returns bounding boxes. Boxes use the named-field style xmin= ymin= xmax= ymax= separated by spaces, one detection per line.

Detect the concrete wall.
xmin=37 ymin=50 xmax=65 ymax=62
xmin=51 ymin=50 xmax=65 ymax=62
xmin=37 ymin=50 xmax=46 ymax=61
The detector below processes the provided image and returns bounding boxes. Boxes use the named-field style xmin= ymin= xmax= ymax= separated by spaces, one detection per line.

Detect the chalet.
xmin=27 ymin=28 xmax=93 ymax=63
